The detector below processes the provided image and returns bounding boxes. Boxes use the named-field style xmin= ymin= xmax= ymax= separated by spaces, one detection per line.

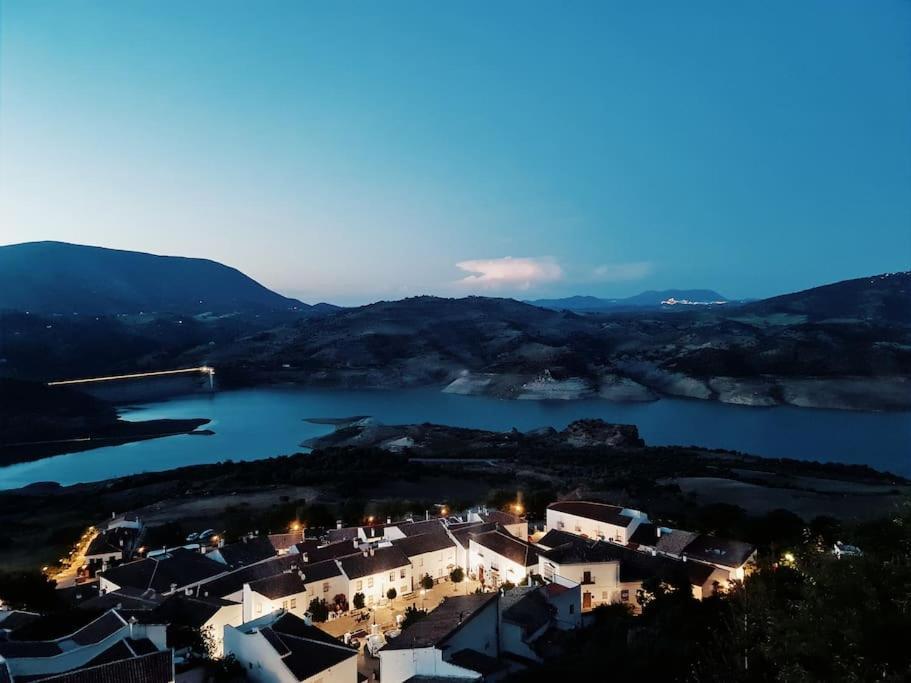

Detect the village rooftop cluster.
xmin=0 ymin=500 xmax=758 ymax=682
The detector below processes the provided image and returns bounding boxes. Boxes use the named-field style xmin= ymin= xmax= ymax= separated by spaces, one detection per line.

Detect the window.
xmin=569 ymin=604 xmax=575 ymax=614
xmin=356 ymin=580 xmax=363 ymax=591
xmin=290 ymin=598 xmax=297 ymax=609
xmin=583 ymin=571 xmax=592 ymax=583
xmin=323 ymin=582 xmax=329 ymax=593
xmin=367 ymin=577 xmax=374 ymax=588
xmin=400 ymin=568 xmax=406 ymax=579
xmin=621 ymin=589 xmax=629 ymax=602
xmin=389 ymin=572 xmax=395 ymax=582
xmin=602 ymin=591 xmax=608 ymax=600
xmin=419 ymin=558 xmax=424 ymax=566
xmin=282 ymin=600 xmax=288 ymax=610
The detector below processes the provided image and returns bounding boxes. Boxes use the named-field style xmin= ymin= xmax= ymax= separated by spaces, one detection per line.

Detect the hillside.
xmin=196 ymin=275 xmax=911 ymax=410
xmin=528 ymin=289 xmax=728 ymax=311
xmin=0 ymin=241 xmax=308 ymax=314
xmin=734 ymin=271 xmax=911 ymax=324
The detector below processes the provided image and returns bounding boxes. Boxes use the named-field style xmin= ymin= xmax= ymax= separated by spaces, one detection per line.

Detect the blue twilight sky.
xmin=1 ymin=1 xmax=909 ymax=305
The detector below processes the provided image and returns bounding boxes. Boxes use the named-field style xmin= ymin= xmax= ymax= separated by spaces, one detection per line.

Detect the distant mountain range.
xmin=0 ymin=241 xmax=319 ymax=315
xmin=527 ymin=289 xmax=730 ymax=311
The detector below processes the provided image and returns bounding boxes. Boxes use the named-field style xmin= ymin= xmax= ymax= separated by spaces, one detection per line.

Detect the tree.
xmin=401 ymin=605 xmax=427 ymax=629
xmin=0 ymin=570 xmax=60 ymax=612
xmin=353 ymin=592 xmax=365 ymax=610
xmin=387 ymin=587 xmax=397 ymax=600
xmin=501 ymin=581 xmax=516 ymax=591
xmin=420 ymin=574 xmax=434 ymax=590
xmin=450 ymin=566 xmax=464 ymax=583
xmin=307 ymin=597 xmax=330 ymax=622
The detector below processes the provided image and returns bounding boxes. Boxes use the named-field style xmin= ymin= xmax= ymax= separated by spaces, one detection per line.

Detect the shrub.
xmin=420 ymin=574 xmax=434 ymax=590
xmin=387 ymin=587 xmax=397 ymax=600
xmin=401 ymin=605 xmax=427 ymax=629
xmin=307 ymin=597 xmax=330 ymax=622
xmin=450 ymin=567 xmax=464 ymax=583
xmin=353 ymin=592 xmax=365 ymax=610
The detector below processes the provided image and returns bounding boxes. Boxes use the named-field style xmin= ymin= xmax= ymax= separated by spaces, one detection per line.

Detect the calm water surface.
xmin=1 ymin=387 xmax=909 ymax=489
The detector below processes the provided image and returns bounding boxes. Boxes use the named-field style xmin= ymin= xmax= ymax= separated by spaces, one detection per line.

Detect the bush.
xmin=353 ymin=592 xmax=365 ymax=610
xmin=450 ymin=566 xmax=464 ymax=583
xmin=420 ymin=574 xmax=434 ymax=590
xmin=401 ymin=605 xmax=427 ymax=629
xmin=307 ymin=597 xmax=330 ymax=622
xmin=386 ymin=587 xmax=397 ymax=600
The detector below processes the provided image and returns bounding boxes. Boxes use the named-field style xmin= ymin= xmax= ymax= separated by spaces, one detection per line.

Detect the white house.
xmin=0 ymin=609 xmax=168 ymax=681
xmin=545 ymin=501 xmax=649 ymax=545
xmin=379 ymin=592 xmax=501 ymax=683
xmin=98 ymin=548 xmax=226 ymax=596
xmin=448 ymin=522 xmax=497 ymax=571
xmin=468 ymin=530 xmax=539 ymax=589
xmin=243 ymin=560 xmax=347 ymax=622
xmin=224 ymin=611 xmax=357 ymax=683
xmin=391 ymin=532 xmax=458 ymax=588
xmin=471 ymin=509 xmax=528 ymax=540
xmin=337 ymin=545 xmax=412 ymax=607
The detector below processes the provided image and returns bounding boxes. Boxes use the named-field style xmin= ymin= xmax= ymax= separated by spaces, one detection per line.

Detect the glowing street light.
xmin=290 ymin=522 xmax=301 ymax=532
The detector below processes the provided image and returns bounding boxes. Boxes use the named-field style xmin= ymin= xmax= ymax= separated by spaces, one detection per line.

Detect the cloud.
xmin=455 ymin=256 xmax=563 ymax=291
xmin=590 ymin=261 xmax=653 ymax=282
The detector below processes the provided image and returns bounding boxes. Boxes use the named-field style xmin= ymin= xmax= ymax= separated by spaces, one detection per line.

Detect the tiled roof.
xmin=249 ymin=572 xmax=305 ymax=600
xmin=448 ymin=648 xmax=505 ymax=675
xmin=214 ymin=536 xmax=276 ymax=569
xmin=481 ymin=510 xmax=525 ymax=527
xmin=547 ymin=501 xmax=634 ymax=528
xmin=249 ymin=612 xmax=355 ymax=681
xmin=392 ymin=533 xmax=456 ymax=558
xmin=395 ymin=519 xmax=447 ymax=537
xmin=383 ymin=593 xmax=498 ymax=651
xmin=681 ymin=535 xmax=756 ymax=568
xmin=268 ymin=531 xmax=305 ymax=552
xmin=338 ymin=546 xmax=409 ymax=580
xmin=0 ymin=610 xmax=40 ymax=632
xmin=298 ymin=540 xmax=360 ymax=564
xmin=450 ymin=522 xmax=497 ymax=549
xmin=25 ymin=649 xmax=173 ymax=683
xmin=326 ymin=527 xmax=359 ymax=544
xmin=190 ymin=553 xmax=299 ymax=598
xmin=501 ymin=588 xmax=553 ymax=636
xmin=99 ymin=548 xmax=225 ymax=593
xmin=534 ymin=529 xmax=580 ymax=550
xmin=0 ymin=610 xmax=126 ymax=659
xmin=470 ymin=530 xmax=539 ymax=567
xmin=618 ymin=550 xmax=715 ymax=586
xmin=655 ymin=530 xmax=699 ymax=556
xmin=150 ymin=593 xmax=232 ymax=628
xmin=539 ymin=538 xmax=627 ymax=565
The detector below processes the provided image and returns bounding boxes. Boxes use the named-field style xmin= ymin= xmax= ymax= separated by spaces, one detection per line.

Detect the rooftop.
xmin=470 ymin=530 xmax=539 ymax=567
xmin=99 ymin=548 xmax=225 ymax=593
xmin=338 ymin=545 xmax=410 ymax=580
xmin=21 ymin=649 xmax=173 ymax=683
xmin=383 ymin=593 xmax=498 ymax=651
xmin=681 ymin=535 xmax=756 ymax=568
xmin=212 ymin=536 xmax=276 ymax=569
xmin=547 ymin=501 xmax=635 ymax=528
xmin=237 ymin=612 xmax=355 ymax=681
xmin=392 ymin=532 xmax=457 ymax=558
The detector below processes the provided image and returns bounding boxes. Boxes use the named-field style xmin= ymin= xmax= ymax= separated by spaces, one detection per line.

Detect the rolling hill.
xmin=0 ymin=241 xmax=309 ymax=314
xmin=528 ymin=289 xmax=728 ymax=311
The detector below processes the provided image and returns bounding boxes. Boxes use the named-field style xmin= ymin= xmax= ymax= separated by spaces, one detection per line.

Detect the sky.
xmin=1 ymin=1 xmax=909 ymax=305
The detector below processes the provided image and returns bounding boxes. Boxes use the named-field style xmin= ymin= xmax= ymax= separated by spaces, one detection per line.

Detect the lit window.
xmin=290 ymin=598 xmax=296 ymax=609
xmin=356 ymin=580 xmax=362 ymax=591
xmin=389 ymin=572 xmax=394 ymax=582
xmin=282 ymin=600 xmax=288 ymax=610
xmin=400 ymin=568 xmax=406 ymax=579
xmin=367 ymin=577 xmax=374 ymax=588
xmin=621 ymin=589 xmax=629 ymax=602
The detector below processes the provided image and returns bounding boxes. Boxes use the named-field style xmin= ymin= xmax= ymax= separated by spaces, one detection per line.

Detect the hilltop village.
xmin=0 ymin=499 xmax=758 ymax=682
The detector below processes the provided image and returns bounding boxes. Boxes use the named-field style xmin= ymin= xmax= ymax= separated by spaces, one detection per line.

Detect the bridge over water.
xmin=48 ymin=366 xmax=216 ymax=402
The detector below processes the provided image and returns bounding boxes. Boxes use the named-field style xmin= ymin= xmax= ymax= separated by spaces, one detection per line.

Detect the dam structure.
xmin=48 ymin=366 xmax=216 ymax=403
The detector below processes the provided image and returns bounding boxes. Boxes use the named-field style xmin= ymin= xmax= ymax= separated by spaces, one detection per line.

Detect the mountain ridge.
xmin=0 ymin=241 xmax=310 ymax=314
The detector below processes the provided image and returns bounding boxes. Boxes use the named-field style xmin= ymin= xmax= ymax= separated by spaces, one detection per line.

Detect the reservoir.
xmin=1 ymin=386 xmax=909 ymax=489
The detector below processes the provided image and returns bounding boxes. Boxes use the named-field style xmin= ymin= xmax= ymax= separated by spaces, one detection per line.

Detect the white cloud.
xmin=455 ymin=256 xmax=563 ymax=291
xmin=590 ymin=261 xmax=653 ymax=282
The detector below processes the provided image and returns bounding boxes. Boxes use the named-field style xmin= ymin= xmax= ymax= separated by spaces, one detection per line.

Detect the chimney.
xmin=387 ymin=516 xmax=392 ymax=525
xmin=363 ymin=550 xmax=369 ymax=558
xmin=302 ymin=552 xmax=309 ymax=563
xmin=425 ymin=510 xmax=429 ymax=521
xmin=353 ymin=539 xmax=359 ymax=549
xmin=656 ymin=528 xmax=662 ymax=538
xmin=337 ymin=520 xmax=343 ymax=530
xmin=303 ymin=614 xmax=313 ymax=626
xmin=170 ymin=582 xmax=177 ymax=593
xmin=298 ymin=570 xmax=305 ymax=580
